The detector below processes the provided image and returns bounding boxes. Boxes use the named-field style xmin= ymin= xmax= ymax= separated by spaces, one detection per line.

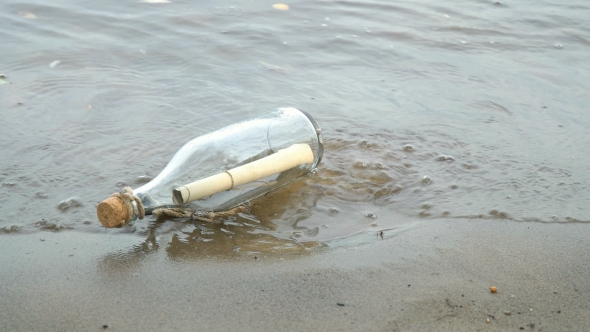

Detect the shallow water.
xmin=1 ymin=0 xmax=589 ymax=256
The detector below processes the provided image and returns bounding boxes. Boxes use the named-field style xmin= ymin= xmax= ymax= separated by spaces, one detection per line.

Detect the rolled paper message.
xmin=172 ymin=143 xmax=315 ymax=205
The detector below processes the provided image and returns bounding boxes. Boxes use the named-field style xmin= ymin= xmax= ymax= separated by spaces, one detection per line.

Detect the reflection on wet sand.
xmin=165 ymin=177 xmax=324 ymax=260
xmin=98 ymin=181 xmax=324 ymax=271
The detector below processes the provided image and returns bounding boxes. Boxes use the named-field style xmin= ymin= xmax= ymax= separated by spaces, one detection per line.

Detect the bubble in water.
xmin=1 ymin=225 xmax=19 ymax=233
xmin=422 ymin=176 xmax=432 ymax=185
xmin=359 ymin=139 xmax=375 ymax=148
xmin=554 ymin=44 xmax=563 ymax=49
xmin=57 ymin=196 xmax=83 ymax=211
xmin=418 ymin=211 xmax=431 ymax=217
xmin=18 ymin=11 xmax=37 ymax=19
xmin=437 ymin=155 xmax=455 ymax=162
xmin=365 ymin=212 xmax=378 ymax=219
xmin=489 ymin=209 xmax=509 ymax=219
xmin=353 ymin=161 xmax=368 ymax=168
xmin=403 ymin=144 xmax=414 ymax=152
xmin=135 ymin=175 xmax=152 ymax=184
xmin=36 ymin=219 xmax=69 ymax=231
xmin=207 ymin=5 xmax=245 ymax=18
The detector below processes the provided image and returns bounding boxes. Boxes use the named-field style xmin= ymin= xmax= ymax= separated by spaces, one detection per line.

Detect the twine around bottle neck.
xmin=110 ymin=187 xmax=145 ymax=225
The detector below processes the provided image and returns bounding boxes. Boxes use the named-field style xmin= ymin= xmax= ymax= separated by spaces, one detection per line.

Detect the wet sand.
xmin=2 ymin=219 xmax=589 ymax=331
xmin=2 ymin=0 xmax=590 ymax=330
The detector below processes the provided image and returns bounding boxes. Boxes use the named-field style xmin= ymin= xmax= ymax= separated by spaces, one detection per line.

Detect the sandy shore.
xmin=1 ymin=218 xmax=589 ymax=331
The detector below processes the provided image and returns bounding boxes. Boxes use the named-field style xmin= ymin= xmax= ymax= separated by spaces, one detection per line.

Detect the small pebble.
xmin=490 ymin=286 xmax=497 ymax=293
xmin=272 ymin=4 xmax=289 ymax=10
xmin=504 ymin=311 xmax=512 ymax=316
xmin=103 ymin=325 xmax=109 ymax=329
xmin=336 ymin=302 xmax=345 ymax=306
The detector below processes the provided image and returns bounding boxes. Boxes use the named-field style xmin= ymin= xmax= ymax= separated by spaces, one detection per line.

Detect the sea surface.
xmin=1 ymin=0 xmax=589 ymax=257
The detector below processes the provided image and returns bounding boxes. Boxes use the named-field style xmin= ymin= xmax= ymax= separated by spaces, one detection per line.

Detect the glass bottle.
xmin=97 ymin=107 xmax=323 ymax=227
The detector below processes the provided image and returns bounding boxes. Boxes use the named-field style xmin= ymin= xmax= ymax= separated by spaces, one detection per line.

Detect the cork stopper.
xmin=96 ymin=196 xmax=129 ymax=228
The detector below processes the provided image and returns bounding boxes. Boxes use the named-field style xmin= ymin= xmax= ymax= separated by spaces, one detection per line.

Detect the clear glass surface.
xmin=133 ymin=107 xmax=323 ymax=217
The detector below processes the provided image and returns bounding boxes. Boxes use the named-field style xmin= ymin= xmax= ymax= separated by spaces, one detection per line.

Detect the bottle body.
xmin=132 ymin=107 xmax=323 ymax=219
